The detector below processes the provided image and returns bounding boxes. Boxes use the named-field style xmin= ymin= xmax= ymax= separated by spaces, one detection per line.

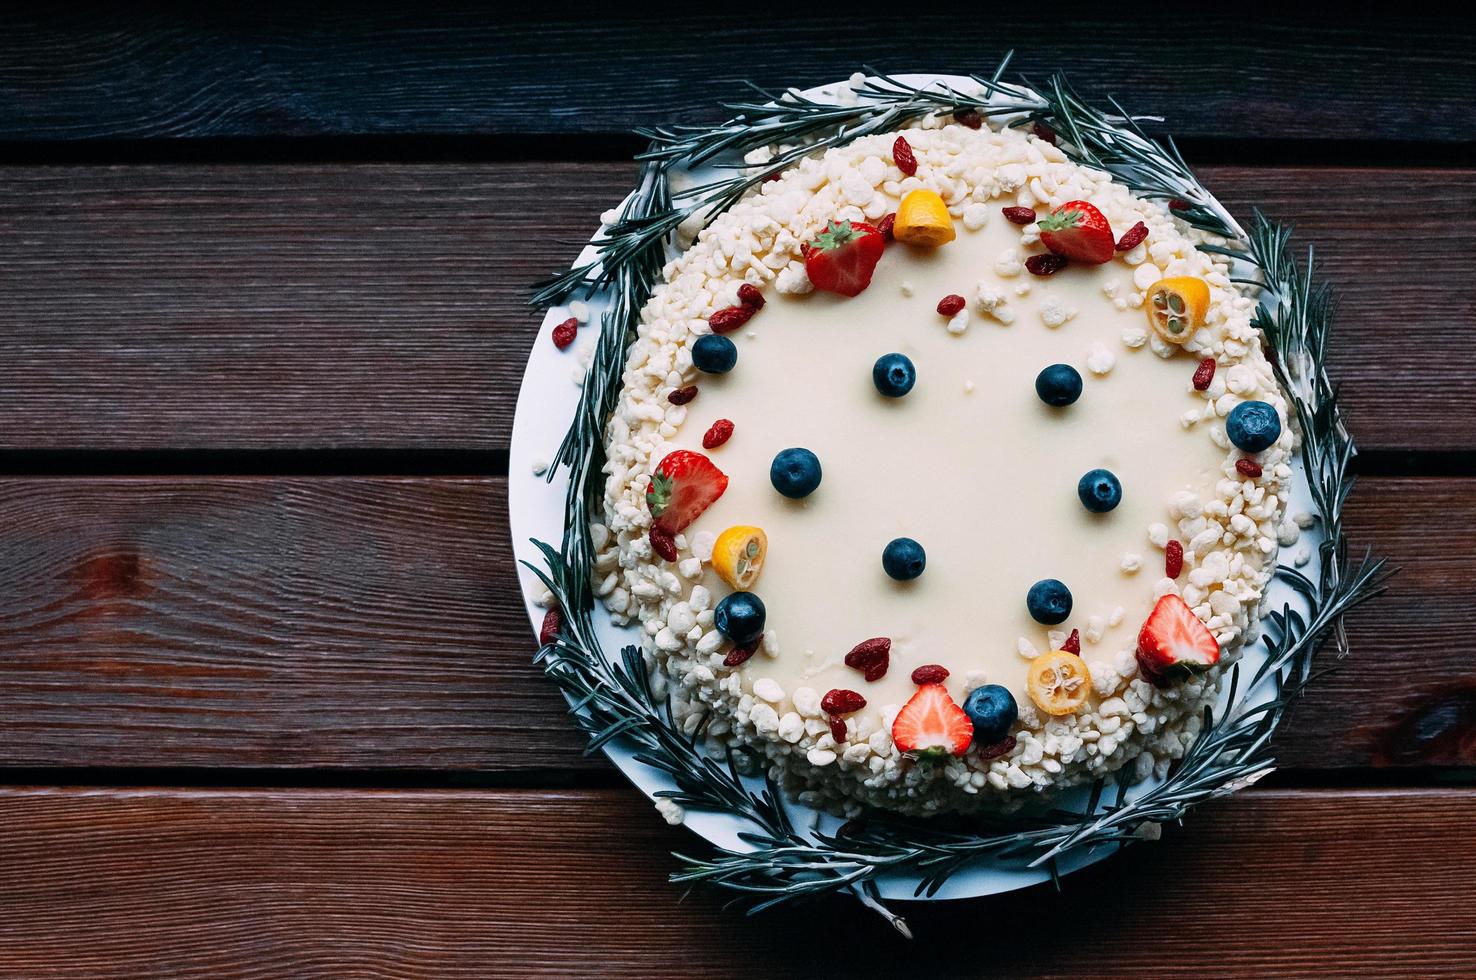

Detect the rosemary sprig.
xmin=524 ymin=66 xmax=1389 ymax=932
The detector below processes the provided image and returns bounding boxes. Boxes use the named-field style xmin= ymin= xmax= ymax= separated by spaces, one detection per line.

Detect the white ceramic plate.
xmin=508 ymin=74 xmax=1321 ymax=900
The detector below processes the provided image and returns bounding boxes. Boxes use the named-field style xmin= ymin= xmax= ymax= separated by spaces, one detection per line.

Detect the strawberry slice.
xmin=803 ymin=219 xmax=886 ymax=297
xmin=891 ymin=683 xmax=973 ymax=758
xmin=1135 ymin=593 xmax=1221 ymax=686
xmin=1038 ymin=200 xmax=1115 ymax=265
xmin=645 ymin=450 xmax=728 ymax=534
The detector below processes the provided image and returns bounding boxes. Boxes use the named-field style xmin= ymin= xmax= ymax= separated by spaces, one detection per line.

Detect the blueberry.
xmin=1076 ymin=468 xmax=1122 ymax=513
xmin=714 ymin=591 xmax=766 ymax=645
xmin=770 ymin=448 xmax=822 ymax=499
xmin=692 ymin=334 xmax=738 ymax=374
xmin=1035 ymin=363 xmax=1083 ymax=407
xmin=1027 ymin=579 xmax=1072 ymax=625
xmin=1226 ymin=400 xmax=1282 ymax=453
xmin=963 ymin=684 xmax=1018 ymax=744
xmin=882 ymin=537 xmax=926 ymax=581
xmin=872 ymin=353 xmax=917 ymax=398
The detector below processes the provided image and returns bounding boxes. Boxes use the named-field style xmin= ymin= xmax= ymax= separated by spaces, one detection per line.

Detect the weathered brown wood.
xmin=0 ymin=475 xmax=1460 ymax=771
xmin=0 ymin=476 xmax=585 ymax=770
xmin=0 ymin=786 xmax=1472 ymax=977
xmin=1 ymin=9 xmax=1472 ymax=145
xmin=0 ymin=163 xmax=1469 ymax=453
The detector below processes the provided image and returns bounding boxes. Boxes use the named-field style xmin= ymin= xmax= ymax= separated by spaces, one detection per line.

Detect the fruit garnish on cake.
xmin=592 ymin=115 xmax=1293 ymax=815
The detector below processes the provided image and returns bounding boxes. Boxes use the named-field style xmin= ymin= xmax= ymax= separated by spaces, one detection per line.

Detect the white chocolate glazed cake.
xmin=589 ymin=116 xmax=1295 ymax=816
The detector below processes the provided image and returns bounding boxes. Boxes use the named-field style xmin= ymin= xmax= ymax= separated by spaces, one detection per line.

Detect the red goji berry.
xmin=829 ymin=716 xmax=849 ymax=743
xmin=1062 ymin=629 xmax=1081 ymax=654
xmin=892 ymin=135 xmax=917 ymax=176
xmin=978 ymin=736 xmax=1017 ymax=760
xmin=708 ymin=305 xmax=755 ymax=334
xmin=737 ymin=283 xmax=765 ymax=309
xmin=649 ymin=526 xmax=678 ymax=562
xmin=954 ymin=109 xmax=983 ymax=129
xmin=1031 ymin=121 xmax=1058 ymax=145
xmin=1115 ymin=221 xmax=1149 ymax=252
xmin=1025 ymin=253 xmax=1068 ymax=276
xmin=821 ymin=689 xmax=867 ymax=715
xmin=877 ymin=212 xmax=896 ymax=240
xmin=844 ymin=637 xmax=891 ymax=683
xmin=667 ymin=385 xmax=697 ymax=405
xmin=1165 ymin=540 xmax=1185 ymax=579
xmin=910 ymin=664 xmax=950 ymax=685
xmin=1002 ymin=206 xmax=1037 ymax=225
xmin=724 ymin=642 xmax=757 ymax=667
xmin=538 ymin=607 xmax=562 ymax=646
xmin=1193 ymin=357 xmax=1216 ymax=391
xmin=936 ymin=294 xmax=967 ymax=316
xmin=1236 ymin=458 xmax=1264 ymax=478
xmin=702 ymin=418 xmax=734 ymax=450
xmin=551 ymin=317 xmax=578 ymax=350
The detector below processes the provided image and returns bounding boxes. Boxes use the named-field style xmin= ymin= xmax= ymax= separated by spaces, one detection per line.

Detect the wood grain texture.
xmin=0 ymin=786 xmax=1473 ymax=977
xmin=1 ymin=7 xmax=1474 ymax=145
xmin=1 ymin=162 xmax=1472 ymax=452
xmin=0 ymin=475 xmax=1465 ymax=772
xmin=0 ymin=476 xmax=584 ymax=770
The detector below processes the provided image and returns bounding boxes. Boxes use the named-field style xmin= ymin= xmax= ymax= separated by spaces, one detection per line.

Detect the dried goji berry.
xmin=737 ymin=282 xmax=765 ymax=309
xmin=892 ymin=135 xmax=917 ymax=176
xmin=844 ymin=637 xmax=890 ymax=683
xmin=877 ymin=212 xmax=896 ymax=240
xmin=551 ymin=317 xmax=578 ymax=350
xmin=936 ymin=294 xmax=966 ymax=317
xmin=910 ymin=664 xmax=950 ymax=685
xmin=724 ymin=642 xmax=757 ymax=667
xmin=1168 ymin=198 xmax=1191 ymax=212
xmin=649 ymin=526 xmax=678 ymax=562
xmin=667 ymin=385 xmax=698 ymax=405
xmin=1025 ymin=253 xmax=1068 ymax=276
xmin=1062 ymin=629 xmax=1081 ymax=654
xmin=1193 ymin=357 xmax=1217 ymax=391
xmin=978 ymin=736 xmax=1017 ymax=760
xmin=1165 ymin=540 xmax=1185 ymax=579
xmin=1236 ymin=458 xmax=1264 ymax=478
xmin=1003 ymin=206 xmax=1037 ymax=225
xmin=1115 ymin=221 xmax=1149 ymax=252
xmin=829 ymin=716 xmax=848 ymax=743
xmin=821 ymin=688 xmax=866 ymax=715
xmin=538 ymin=607 xmax=562 ymax=646
xmin=708 ymin=305 xmax=755 ymax=334
xmin=954 ymin=109 xmax=983 ymax=130
xmin=702 ymin=418 xmax=734 ymax=450
xmin=1031 ymin=121 xmax=1058 ymax=145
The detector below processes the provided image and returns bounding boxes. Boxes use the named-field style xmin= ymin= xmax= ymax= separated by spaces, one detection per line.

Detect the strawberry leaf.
xmin=646 ymin=471 xmax=673 ymax=517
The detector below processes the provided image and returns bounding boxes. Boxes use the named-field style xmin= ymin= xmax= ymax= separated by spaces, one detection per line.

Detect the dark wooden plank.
xmin=2 ymin=162 xmax=1473 ymax=453
xmin=0 ymin=475 xmax=1462 ymax=771
xmin=0 ymin=786 xmax=1473 ymax=977
xmin=0 ymin=476 xmax=585 ymax=770
xmin=1 ymin=8 xmax=1473 ymax=146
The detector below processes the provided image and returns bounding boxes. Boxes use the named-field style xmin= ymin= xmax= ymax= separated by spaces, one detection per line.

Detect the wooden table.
xmin=1 ymin=8 xmax=1473 ymax=976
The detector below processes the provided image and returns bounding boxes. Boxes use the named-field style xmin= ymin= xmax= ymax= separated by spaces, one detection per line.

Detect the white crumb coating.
xmin=592 ymin=118 xmax=1292 ymax=816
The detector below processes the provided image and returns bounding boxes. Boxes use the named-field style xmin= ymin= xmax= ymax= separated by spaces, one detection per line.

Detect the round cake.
xmin=590 ymin=113 xmax=1296 ymax=816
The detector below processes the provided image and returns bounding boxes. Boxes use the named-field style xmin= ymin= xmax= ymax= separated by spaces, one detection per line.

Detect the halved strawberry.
xmin=891 ymin=683 xmax=973 ymax=758
xmin=1038 ymin=200 xmax=1115 ymax=265
xmin=803 ymin=219 xmax=886 ymax=297
xmin=645 ymin=450 xmax=728 ymax=534
xmin=1136 ymin=593 xmax=1221 ymax=686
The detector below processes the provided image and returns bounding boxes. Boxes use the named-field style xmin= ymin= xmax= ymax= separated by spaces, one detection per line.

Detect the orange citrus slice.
xmin=712 ymin=525 xmax=767 ymax=590
xmin=893 ymin=189 xmax=956 ymax=247
xmin=1027 ymin=650 xmax=1092 ymax=716
xmin=1145 ymin=276 xmax=1210 ymax=343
